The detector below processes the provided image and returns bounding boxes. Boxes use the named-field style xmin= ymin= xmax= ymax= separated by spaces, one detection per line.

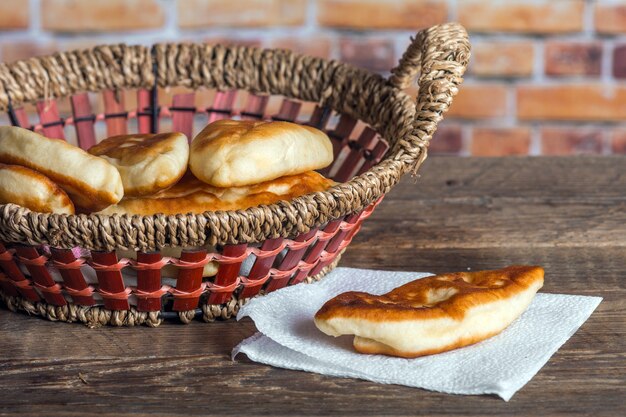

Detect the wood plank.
xmin=0 ymin=156 xmax=623 ymax=417
xmin=363 ymin=156 xmax=626 ymax=248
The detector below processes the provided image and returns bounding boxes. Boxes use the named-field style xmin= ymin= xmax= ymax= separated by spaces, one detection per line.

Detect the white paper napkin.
xmin=233 ymin=267 xmax=601 ymax=401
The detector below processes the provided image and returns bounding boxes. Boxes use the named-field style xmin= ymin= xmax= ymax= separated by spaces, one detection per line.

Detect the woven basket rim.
xmin=0 ymin=23 xmax=471 ymax=251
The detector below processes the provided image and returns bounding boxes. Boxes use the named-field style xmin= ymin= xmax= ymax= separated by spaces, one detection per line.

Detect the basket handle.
xmin=388 ymin=23 xmax=470 ymax=172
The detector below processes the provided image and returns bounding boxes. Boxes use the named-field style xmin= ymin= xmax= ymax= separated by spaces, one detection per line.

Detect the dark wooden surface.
xmin=0 ymin=156 xmax=624 ymax=417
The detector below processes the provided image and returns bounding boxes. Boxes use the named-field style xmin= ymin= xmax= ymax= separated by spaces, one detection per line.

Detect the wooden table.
xmin=0 ymin=156 xmax=624 ymax=416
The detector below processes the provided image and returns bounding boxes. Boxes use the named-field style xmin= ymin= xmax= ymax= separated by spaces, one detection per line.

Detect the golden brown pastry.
xmin=189 ymin=119 xmax=333 ymax=187
xmin=315 ymin=266 xmax=545 ymax=358
xmin=97 ymin=170 xmax=335 ymax=215
xmin=0 ymin=163 xmax=74 ymax=214
xmin=88 ymin=132 xmax=189 ymax=197
xmin=0 ymin=126 xmax=123 ymax=212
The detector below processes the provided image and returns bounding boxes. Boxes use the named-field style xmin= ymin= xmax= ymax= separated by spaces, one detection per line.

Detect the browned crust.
xmin=0 ymin=163 xmax=75 ymax=214
xmin=103 ymin=171 xmax=336 ymax=215
xmin=88 ymin=132 xmax=178 ymax=161
xmin=315 ymin=266 xmax=545 ymax=323
xmin=88 ymin=132 xmax=187 ymax=197
xmin=0 ymin=152 xmax=118 ymax=212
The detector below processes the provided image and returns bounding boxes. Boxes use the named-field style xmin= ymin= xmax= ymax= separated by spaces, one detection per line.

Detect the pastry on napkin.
xmin=315 ymin=266 xmax=544 ymax=358
xmin=233 ymin=267 xmax=601 ymax=401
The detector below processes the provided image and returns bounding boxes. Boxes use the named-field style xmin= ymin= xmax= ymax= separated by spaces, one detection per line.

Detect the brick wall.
xmin=0 ymin=0 xmax=625 ymax=156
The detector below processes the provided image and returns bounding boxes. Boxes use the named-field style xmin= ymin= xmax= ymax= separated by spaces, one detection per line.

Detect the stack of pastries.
xmin=0 ymin=119 xmax=336 ymax=215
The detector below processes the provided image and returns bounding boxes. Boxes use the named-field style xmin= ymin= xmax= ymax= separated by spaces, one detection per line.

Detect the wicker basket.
xmin=0 ymin=23 xmax=470 ymax=327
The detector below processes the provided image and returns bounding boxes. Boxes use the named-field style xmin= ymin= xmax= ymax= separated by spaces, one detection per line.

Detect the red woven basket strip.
xmin=137 ymin=89 xmax=156 ymax=133
xmin=205 ymin=278 xmax=240 ymax=293
xmin=208 ymin=90 xmax=237 ymax=123
xmin=102 ymin=89 xmax=128 ymax=136
xmin=170 ymin=283 xmax=205 ymax=299
xmin=273 ymin=99 xmax=301 ymax=122
xmin=49 ymin=248 xmax=95 ymax=306
xmin=334 ymin=127 xmax=378 ymax=183
xmin=172 ymin=250 xmax=206 ymax=311
xmin=98 ymin=286 xmax=132 ymax=301
xmin=290 ymin=219 xmax=344 ymax=285
xmin=90 ymin=251 xmax=130 ymax=310
xmin=358 ymin=140 xmax=389 ymax=175
xmin=209 ymin=244 xmax=247 ymax=305
xmin=320 ymin=114 xmax=357 ymax=176
xmin=33 ymin=281 xmax=63 ymax=296
xmin=266 ymin=229 xmax=318 ymax=293
xmin=10 ymin=107 xmax=30 ymax=128
xmin=0 ymin=273 xmax=19 ymax=297
xmin=64 ymin=285 xmax=95 ymax=298
xmin=239 ymin=271 xmax=271 ymax=290
xmin=171 ymin=93 xmax=195 ymax=140
xmin=15 ymin=246 xmax=66 ymax=306
xmin=267 ymin=229 xmax=334 ymax=292
xmin=0 ymin=244 xmax=40 ymax=301
xmin=306 ymin=105 xmax=332 ymax=130
xmin=36 ymin=100 xmax=65 ymax=140
xmin=134 ymin=285 xmax=170 ymax=299
xmin=241 ymin=93 xmax=269 ymax=120
xmin=240 ymin=237 xmax=283 ymax=299
xmin=70 ymin=93 xmax=97 ymax=150
xmin=135 ymin=252 xmax=166 ymax=312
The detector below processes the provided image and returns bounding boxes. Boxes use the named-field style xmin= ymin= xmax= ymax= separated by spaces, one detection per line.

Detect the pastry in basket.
xmin=0 ymin=126 xmax=123 ymax=212
xmin=315 ymin=266 xmax=544 ymax=358
xmin=189 ymin=119 xmax=333 ymax=187
xmin=98 ymin=170 xmax=335 ymax=215
xmin=88 ymin=132 xmax=189 ymax=197
xmin=0 ymin=163 xmax=74 ymax=214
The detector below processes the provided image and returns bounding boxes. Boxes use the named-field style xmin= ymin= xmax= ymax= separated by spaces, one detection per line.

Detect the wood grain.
xmin=0 ymin=156 xmax=624 ymax=417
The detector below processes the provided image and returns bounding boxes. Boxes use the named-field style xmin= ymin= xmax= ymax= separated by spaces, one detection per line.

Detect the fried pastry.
xmin=0 ymin=126 xmax=123 ymax=212
xmin=97 ymin=170 xmax=335 ymax=215
xmin=88 ymin=132 xmax=189 ymax=197
xmin=315 ymin=266 xmax=545 ymax=358
xmin=0 ymin=163 xmax=74 ymax=214
xmin=189 ymin=119 xmax=333 ymax=187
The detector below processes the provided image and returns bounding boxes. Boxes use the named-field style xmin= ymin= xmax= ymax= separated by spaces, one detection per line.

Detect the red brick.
xmin=470 ymin=41 xmax=534 ymax=78
xmin=545 ymin=42 xmax=602 ymax=76
xmin=317 ymin=0 xmax=448 ymax=30
xmin=0 ymin=2 xmax=29 ymax=30
xmin=459 ymin=0 xmax=584 ymax=34
xmin=269 ymin=38 xmax=332 ymax=59
xmin=430 ymin=125 xmax=462 ymax=155
xmin=42 ymin=0 xmax=164 ymax=32
xmin=612 ymin=45 xmax=626 ymax=78
xmin=541 ymin=128 xmax=604 ymax=155
xmin=339 ymin=38 xmax=395 ymax=72
xmin=1 ymin=41 xmax=57 ymax=63
xmin=610 ymin=130 xmax=626 ymax=154
xmin=202 ymin=37 xmax=262 ymax=48
xmin=594 ymin=3 xmax=626 ymax=34
xmin=178 ymin=0 xmax=306 ymax=28
xmin=471 ymin=127 xmax=530 ymax=156
xmin=447 ymin=85 xmax=508 ymax=120
xmin=517 ymin=85 xmax=626 ymax=122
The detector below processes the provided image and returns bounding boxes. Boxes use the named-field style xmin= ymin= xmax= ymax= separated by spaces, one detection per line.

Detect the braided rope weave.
xmin=0 ymin=23 xmax=469 ymax=252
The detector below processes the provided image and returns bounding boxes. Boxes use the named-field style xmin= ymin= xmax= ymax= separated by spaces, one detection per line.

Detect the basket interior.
xmin=0 ymin=86 xmax=389 ymax=324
